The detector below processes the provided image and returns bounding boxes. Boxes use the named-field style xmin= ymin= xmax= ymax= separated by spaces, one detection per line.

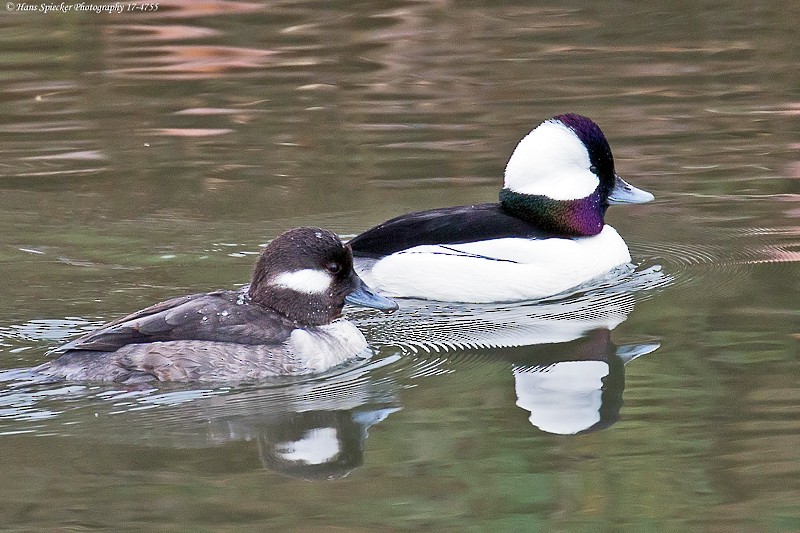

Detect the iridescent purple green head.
xmin=500 ymin=113 xmax=653 ymax=236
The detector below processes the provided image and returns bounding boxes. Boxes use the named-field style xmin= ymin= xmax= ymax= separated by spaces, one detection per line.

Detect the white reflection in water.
xmin=277 ymin=427 xmax=340 ymax=465
xmin=515 ymin=361 xmax=608 ymax=435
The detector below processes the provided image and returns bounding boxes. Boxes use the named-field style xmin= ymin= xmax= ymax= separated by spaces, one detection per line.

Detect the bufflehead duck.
xmin=36 ymin=227 xmax=398 ymax=383
xmin=349 ymin=113 xmax=654 ymax=303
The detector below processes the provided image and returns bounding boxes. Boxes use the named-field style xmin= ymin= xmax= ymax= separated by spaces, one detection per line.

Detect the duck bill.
xmin=608 ymin=175 xmax=654 ymax=204
xmin=345 ymin=275 xmax=398 ymax=313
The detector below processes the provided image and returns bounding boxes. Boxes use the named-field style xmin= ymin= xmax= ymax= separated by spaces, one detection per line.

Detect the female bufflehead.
xmin=37 ymin=227 xmax=398 ymax=383
xmin=349 ymin=113 xmax=654 ymax=303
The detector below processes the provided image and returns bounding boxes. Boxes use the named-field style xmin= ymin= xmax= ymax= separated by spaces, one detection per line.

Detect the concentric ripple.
xmin=629 ymin=225 xmax=800 ymax=295
xmin=351 ymin=263 xmax=670 ymax=355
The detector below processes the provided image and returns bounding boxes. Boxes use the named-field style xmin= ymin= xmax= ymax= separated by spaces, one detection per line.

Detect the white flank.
xmin=504 ymin=120 xmax=599 ymax=200
xmin=272 ymin=268 xmax=332 ymax=294
xmin=356 ymin=226 xmax=631 ymax=303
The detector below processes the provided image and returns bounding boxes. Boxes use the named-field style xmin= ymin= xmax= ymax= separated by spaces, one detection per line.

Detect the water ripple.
xmin=629 ymin=224 xmax=800 ymax=294
xmin=352 ymin=264 xmax=669 ymax=354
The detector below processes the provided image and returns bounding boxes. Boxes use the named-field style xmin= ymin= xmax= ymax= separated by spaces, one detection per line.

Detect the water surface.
xmin=1 ymin=1 xmax=798 ymax=530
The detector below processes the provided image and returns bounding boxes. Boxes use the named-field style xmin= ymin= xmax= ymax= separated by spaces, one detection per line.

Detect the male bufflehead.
xmin=37 ymin=227 xmax=398 ymax=383
xmin=349 ymin=113 xmax=654 ymax=303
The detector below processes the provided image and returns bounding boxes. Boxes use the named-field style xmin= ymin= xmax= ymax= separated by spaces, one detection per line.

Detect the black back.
xmin=348 ymin=203 xmax=557 ymax=258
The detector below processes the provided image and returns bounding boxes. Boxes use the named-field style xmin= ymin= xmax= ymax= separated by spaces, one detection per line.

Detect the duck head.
xmin=500 ymin=113 xmax=653 ymax=236
xmin=249 ymin=227 xmax=398 ymax=326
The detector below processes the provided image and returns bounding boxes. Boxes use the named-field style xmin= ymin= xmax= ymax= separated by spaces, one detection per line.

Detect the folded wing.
xmin=55 ymin=291 xmax=294 ymax=353
xmin=348 ymin=203 xmax=553 ymax=257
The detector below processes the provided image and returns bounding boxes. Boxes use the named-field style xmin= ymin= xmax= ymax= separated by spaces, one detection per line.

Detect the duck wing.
xmin=348 ymin=203 xmax=553 ymax=257
xmin=55 ymin=291 xmax=294 ymax=353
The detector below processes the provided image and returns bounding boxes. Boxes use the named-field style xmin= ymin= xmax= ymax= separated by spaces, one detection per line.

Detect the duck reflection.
xmin=390 ymin=326 xmax=657 ymax=436
xmin=243 ymin=406 xmax=398 ymax=480
xmin=503 ymin=331 xmax=658 ymax=434
xmin=0 ymin=357 xmax=401 ymax=481
xmin=357 ymin=266 xmax=665 ymax=435
xmin=194 ymin=374 xmax=400 ymax=480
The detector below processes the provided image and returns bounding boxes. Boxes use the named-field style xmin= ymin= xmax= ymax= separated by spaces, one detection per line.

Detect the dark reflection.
xmin=386 ymin=326 xmax=658 ymax=436
xmin=187 ymin=369 xmax=401 ymax=480
xmin=355 ymin=267 xmax=666 ymax=435
xmin=0 ymin=359 xmax=401 ymax=480
xmin=247 ymin=406 xmax=398 ymax=480
xmin=498 ymin=330 xmax=658 ymax=434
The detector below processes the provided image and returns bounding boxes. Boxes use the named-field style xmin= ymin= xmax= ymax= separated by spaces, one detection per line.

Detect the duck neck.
xmin=248 ymin=285 xmax=340 ymax=327
xmin=499 ymin=187 xmax=606 ymax=236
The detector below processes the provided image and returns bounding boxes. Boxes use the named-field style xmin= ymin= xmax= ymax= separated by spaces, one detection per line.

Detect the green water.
xmin=1 ymin=1 xmax=798 ymax=530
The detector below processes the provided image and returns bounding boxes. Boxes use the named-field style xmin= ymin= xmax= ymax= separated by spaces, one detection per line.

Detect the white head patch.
xmin=272 ymin=269 xmax=332 ymax=294
xmin=504 ymin=120 xmax=599 ymax=200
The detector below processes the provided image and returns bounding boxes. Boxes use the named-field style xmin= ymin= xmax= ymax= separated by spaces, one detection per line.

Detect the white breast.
xmin=288 ymin=319 xmax=370 ymax=373
xmin=355 ymin=225 xmax=631 ymax=303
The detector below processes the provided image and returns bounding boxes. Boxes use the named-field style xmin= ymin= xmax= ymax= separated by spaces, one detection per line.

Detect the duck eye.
xmin=325 ymin=262 xmax=341 ymax=275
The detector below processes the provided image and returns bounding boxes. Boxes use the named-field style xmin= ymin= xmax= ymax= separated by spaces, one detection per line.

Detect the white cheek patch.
xmin=272 ymin=269 xmax=332 ymax=294
xmin=504 ymin=120 xmax=599 ymax=200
